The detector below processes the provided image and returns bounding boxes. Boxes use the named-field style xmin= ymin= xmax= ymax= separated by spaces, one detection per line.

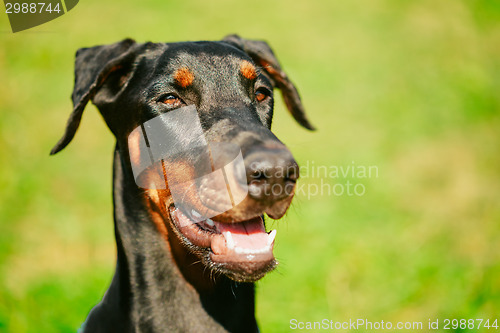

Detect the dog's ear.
xmin=50 ymin=38 xmax=139 ymax=155
xmin=223 ymin=34 xmax=315 ymax=131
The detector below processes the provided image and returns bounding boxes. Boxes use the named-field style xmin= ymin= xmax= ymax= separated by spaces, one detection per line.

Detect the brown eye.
xmin=159 ymin=94 xmax=183 ymax=107
xmin=255 ymin=88 xmax=270 ymax=102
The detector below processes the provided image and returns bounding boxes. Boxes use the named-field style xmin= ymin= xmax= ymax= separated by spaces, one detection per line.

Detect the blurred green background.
xmin=1 ymin=0 xmax=499 ymax=332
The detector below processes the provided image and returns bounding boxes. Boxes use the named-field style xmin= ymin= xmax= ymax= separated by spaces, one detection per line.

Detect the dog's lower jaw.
xmin=81 ymin=148 xmax=259 ymax=333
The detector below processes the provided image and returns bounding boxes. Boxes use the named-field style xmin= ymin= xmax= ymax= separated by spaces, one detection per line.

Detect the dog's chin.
xmin=167 ymin=206 xmax=278 ymax=283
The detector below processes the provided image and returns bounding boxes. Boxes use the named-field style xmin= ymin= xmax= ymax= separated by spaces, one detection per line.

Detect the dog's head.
xmin=51 ymin=35 xmax=314 ymax=283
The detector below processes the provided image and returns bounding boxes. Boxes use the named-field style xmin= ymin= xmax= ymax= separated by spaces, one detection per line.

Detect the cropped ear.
xmin=223 ymin=34 xmax=315 ymax=130
xmin=50 ymin=38 xmax=138 ymax=155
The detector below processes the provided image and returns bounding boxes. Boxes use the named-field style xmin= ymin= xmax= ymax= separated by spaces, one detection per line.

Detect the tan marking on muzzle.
xmin=128 ymin=130 xmax=142 ymax=169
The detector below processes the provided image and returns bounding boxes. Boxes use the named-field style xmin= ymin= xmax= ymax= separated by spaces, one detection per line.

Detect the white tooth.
xmin=234 ymin=247 xmax=270 ymax=254
xmin=267 ymin=230 xmax=277 ymax=246
xmin=176 ymin=210 xmax=194 ymax=228
xmin=191 ymin=209 xmax=201 ymax=218
xmin=206 ymin=218 xmax=214 ymax=227
xmin=224 ymin=231 xmax=235 ymax=250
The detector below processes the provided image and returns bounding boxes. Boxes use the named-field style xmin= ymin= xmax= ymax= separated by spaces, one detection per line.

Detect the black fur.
xmin=52 ymin=35 xmax=313 ymax=332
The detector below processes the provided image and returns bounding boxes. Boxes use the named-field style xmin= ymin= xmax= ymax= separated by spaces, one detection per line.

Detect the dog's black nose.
xmin=245 ymin=147 xmax=299 ymax=203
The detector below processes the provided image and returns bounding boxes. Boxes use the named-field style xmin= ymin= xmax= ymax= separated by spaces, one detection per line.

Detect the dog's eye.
xmin=255 ymin=88 xmax=271 ymax=102
xmin=159 ymin=94 xmax=183 ymax=107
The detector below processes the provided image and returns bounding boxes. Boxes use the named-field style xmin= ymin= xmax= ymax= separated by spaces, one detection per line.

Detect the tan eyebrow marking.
xmin=240 ymin=60 xmax=257 ymax=80
xmin=174 ymin=67 xmax=194 ymax=88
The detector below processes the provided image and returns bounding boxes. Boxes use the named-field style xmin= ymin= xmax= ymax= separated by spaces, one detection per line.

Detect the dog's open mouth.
xmin=168 ymin=206 xmax=277 ymax=282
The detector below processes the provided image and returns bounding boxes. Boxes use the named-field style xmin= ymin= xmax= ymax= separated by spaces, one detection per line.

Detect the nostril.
xmin=247 ymin=159 xmax=274 ymax=184
xmin=244 ymin=149 xmax=298 ymax=199
xmin=250 ymin=169 xmax=268 ymax=182
xmin=284 ymin=164 xmax=299 ymax=183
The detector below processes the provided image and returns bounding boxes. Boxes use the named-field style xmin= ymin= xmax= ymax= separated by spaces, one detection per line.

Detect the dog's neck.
xmin=84 ymin=147 xmax=259 ymax=333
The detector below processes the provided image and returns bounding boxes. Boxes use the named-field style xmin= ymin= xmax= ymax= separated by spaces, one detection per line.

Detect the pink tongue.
xmin=216 ymin=217 xmax=268 ymax=250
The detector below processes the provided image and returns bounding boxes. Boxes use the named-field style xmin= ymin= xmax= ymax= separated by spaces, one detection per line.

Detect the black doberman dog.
xmin=51 ymin=35 xmax=314 ymax=333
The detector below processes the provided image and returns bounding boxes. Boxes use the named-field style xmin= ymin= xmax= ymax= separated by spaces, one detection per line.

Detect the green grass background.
xmin=1 ymin=0 xmax=499 ymax=332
